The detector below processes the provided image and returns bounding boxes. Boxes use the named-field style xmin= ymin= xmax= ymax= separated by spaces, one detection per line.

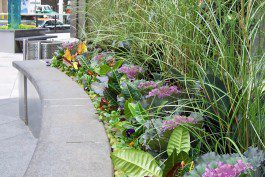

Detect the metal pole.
xmin=22 ymin=37 xmax=29 ymax=124
xmin=37 ymin=41 xmax=41 ymax=60
xmin=35 ymin=0 xmax=38 ymax=27
xmin=23 ymin=38 xmax=28 ymax=60
xmin=55 ymin=15 xmax=57 ymax=33
xmin=58 ymin=0 xmax=64 ymax=22
xmin=23 ymin=75 xmax=28 ymax=125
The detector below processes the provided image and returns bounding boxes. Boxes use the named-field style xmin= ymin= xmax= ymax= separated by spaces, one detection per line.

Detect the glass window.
xmin=43 ymin=6 xmax=52 ymax=11
xmin=56 ymin=21 xmax=64 ymax=25
xmin=37 ymin=20 xmax=45 ymax=27
xmin=45 ymin=21 xmax=54 ymax=26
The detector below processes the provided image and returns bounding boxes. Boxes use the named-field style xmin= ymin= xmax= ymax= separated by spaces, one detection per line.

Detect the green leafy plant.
xmin=163 ymin=151 xmax=192 ymax=177
xmin=167 ymin=127 xmax=191 ymax=156
xmin=111 ymin=149 xmax=163 ymax=177
xmin=111 ymin=121 xmax=192 ymax=176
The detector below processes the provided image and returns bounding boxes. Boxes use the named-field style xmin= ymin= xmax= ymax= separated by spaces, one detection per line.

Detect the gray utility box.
xmin=27 ymin=41 xmax=62 ymax=60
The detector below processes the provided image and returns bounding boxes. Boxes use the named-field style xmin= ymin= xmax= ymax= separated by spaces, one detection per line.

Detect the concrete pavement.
xmin=0 ymin=52 xmax=37 ymax=177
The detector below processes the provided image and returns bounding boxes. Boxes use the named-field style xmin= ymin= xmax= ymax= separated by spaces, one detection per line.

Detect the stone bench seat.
xmin=13 ymin=60 xmax=113 ymax=177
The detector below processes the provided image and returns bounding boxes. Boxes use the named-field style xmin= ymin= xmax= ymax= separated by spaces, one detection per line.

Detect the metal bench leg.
xmin=23 ymin=76 xmax=28 ymax=125
xmin=38 ymin=41 xmax=42 ymax=60
xmin=23 ymin=39 xmax=28 ymax=61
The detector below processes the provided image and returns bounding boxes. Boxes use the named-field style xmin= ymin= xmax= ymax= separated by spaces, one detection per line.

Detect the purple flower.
xmin=147 ymin=85 xmax=180 ymax=99
xmin=162 ymin=115 xmax=197 ymax=131
xmin=137 ymin=81 xmax=158 ymax=90
xmin=68 ymin=44 xmax=74 ymax=50
xmin=45 ymin=61 xmax=51 ymax=66
xmin=203 ymin=160 xmax=253 ymax=177
xmin=126 ymin=128 xmax=135 ymax=138
xmin=234 ymin=160 xmax=253 ymax=173
xmin=94 ymin=54 xmax=105 ymax=60
xmin=118 ymin=64 xmax=143 ymax=80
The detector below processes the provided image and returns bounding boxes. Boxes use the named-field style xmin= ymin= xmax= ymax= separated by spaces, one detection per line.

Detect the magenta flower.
xmin=147 ymin=85 xmax=180 ymax=99
xmin=162 ymin=115 xmax=197 ymax=131
xmin=203 ymin=160 xmax=253 ymax=177
xmin=118 ymin=64 xmax=143 ymax=79
xmin=68 ymin=44 xmax=74 ymax=50
xmin=137 ymin=81 xmax=158 ymax=90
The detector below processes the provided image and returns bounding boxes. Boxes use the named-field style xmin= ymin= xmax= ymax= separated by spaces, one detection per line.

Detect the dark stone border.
xmin=13 ymin=60 xmax=113 ymax=177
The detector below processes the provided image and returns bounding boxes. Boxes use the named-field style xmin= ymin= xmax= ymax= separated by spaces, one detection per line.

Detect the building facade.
xmin=0 ymin=0 xmax=8 ymax=13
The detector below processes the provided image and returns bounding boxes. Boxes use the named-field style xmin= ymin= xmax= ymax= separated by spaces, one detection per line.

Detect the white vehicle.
xmin=36 ymin=5 xmax=57 ymax=14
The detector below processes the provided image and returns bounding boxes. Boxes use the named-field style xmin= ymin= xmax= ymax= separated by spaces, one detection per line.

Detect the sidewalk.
xmin=0 ymin=52 xmax=37 ymax=177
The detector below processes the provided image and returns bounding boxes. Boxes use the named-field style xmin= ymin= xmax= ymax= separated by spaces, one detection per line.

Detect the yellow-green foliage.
xmin=0 ymin=24 xmax=36 ymax=30
xmin=83 ymin=0 xmax=200 ymax=73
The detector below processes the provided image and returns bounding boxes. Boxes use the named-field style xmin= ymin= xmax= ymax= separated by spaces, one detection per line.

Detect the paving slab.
xmin=0 ymin=133 xmax=37 ymax=177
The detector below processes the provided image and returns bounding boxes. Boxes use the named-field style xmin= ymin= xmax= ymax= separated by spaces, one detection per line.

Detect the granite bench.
xmin=13 ymin=60 xmax=113 ymax=177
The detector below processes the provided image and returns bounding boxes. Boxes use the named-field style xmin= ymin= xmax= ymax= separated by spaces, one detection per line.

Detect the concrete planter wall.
xmin=0 ymin=28 xmax=48 ymax=53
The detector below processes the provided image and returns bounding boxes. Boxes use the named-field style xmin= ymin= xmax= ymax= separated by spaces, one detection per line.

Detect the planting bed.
xmin=50 ymin=41 xmax=265 ymax=177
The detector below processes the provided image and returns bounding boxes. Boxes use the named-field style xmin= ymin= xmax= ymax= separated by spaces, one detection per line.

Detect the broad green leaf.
xmin=94 ymin=67 xmax=100 ymax=74
xmin=99 ymin=64 xmax=111 ymax=75
xmin=167 ymin=126 xmax=190 ymax=156
xmin=163 ymin=150 xmax=191 ymax=177
xmin=204 ymin=74 xmax=230 ymax=118
xmin=121 ymin=83 xmax=142 ymax=101
xmin=103 ymin=88 xmax=118 ymax=106
xmin=128 ymin=103 xmax=147 ymax=117
xmin=124 ymin=99 xmax=133 ymax=118
xmin=113 ymin=60 xmax=123 ymax=70
xmin=111 ymin=149 xmax=162 ymax=177
xmin=128 ymin=102 xmax=147 ymax=123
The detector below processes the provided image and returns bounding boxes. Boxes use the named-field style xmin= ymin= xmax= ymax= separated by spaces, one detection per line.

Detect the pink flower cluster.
xmin=162 ymin=115 xmax=197 ymax=131
xmin=203 ymin=160 xmax=253 ymax=177
xmin=147 ymin=85 xmax=180 ymax=98
xmin=137 ymin=81 xmax=158 ymax=90
xmin=62 ymin=42 xmax=77 ymax=50
xmin=118 ymin=65 xmax=143 ymax=79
